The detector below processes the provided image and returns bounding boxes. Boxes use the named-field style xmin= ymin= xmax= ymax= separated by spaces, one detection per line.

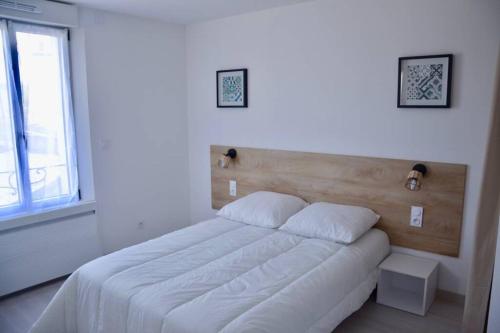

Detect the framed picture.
xmin=217 ymin=68 xmax=248 ymax=108
xmin=398 ymin=54 xmax=453 ymax=108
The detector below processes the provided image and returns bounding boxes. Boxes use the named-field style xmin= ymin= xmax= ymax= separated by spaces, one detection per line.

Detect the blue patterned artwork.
xmin=222 ymin=75 xmax=243 ymax=103
xmin=406 ymin=64 xmax=443 ymax=100
xmin=398 ymin=55 xmax=452 ymax=108
xmin=217 ymin=69 xmax=247 ymax=108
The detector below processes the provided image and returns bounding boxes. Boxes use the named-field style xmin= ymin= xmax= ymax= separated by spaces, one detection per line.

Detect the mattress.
xmin=31 ymin=217 xmax=389 ymax=333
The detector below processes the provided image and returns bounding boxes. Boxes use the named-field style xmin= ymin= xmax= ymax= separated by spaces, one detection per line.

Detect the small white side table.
xmin=377 ymin=253 xmax=439 ymax=316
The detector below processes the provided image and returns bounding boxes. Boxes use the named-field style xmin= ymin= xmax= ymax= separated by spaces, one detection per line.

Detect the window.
xmin=0 ymin=20 xmax=78 ymax=218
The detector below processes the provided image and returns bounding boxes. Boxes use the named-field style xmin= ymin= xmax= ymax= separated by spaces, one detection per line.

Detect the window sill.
xmin=0 ymin=201 xmax=96 ymax=232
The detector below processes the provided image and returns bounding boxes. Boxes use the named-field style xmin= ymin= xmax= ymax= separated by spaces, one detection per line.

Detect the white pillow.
xmin=217 ymin=191 xmax=308 ymax=228
xmin=279 ymin=202 xmax=380 ymax=244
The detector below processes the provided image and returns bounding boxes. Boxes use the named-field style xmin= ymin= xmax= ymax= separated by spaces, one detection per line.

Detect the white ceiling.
xmin=67 ymin=0 xmax=314 ymax=24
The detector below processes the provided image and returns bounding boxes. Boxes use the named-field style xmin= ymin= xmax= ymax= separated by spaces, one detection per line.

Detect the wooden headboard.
xmin=211 ymin=145 xmax=467 ymax=257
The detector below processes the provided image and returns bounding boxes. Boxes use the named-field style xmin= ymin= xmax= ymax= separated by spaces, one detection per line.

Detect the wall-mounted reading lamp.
xmin=218 ymin=148 xmax=237 ymax=168
xmin=405 ymin=164 xmax=427 ymax=191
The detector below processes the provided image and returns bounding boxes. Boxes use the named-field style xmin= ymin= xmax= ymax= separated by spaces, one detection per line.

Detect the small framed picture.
xmin=217 ymin=68 xmax=248 ymax=108
xmin=398 ymin=54 xmax=453 ymax=108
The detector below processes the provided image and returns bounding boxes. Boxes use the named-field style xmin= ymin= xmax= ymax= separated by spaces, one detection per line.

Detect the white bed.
xmin=31 ymin=217 xmax=389 ymax=333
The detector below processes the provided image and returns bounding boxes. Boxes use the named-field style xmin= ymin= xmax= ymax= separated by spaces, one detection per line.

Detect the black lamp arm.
xmin=412 ymin=163 xmax=427 ymax=176
xmin=225 ymin=149 xmax=237 ymax=159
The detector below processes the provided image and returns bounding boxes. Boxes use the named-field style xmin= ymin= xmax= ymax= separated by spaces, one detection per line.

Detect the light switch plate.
xmin=410 ymin=206 xmax=423 ymax=228
xmin=229 ymin=180 xmax=237 ymax=197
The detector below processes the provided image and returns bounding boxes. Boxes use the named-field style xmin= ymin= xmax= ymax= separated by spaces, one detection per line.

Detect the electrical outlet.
xmin=410 ymin=206 xmax=423 ymax=228
xmin=229 ymin=180 xmax=237 ymax=196
xmin=138 ymin=221 xmax=145 ymax=229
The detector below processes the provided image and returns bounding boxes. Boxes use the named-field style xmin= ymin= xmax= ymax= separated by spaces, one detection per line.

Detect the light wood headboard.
xmin=211 ymin=145 xmax=467 ymax=257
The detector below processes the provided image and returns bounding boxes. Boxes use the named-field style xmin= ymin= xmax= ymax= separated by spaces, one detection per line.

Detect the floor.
xmin=0 ymin=279 xmax=65 ymax=333
xmin=335 ymin=292 xmax=464 ymax=333
xmin=0 ymin=279 xmax=463 ymax=333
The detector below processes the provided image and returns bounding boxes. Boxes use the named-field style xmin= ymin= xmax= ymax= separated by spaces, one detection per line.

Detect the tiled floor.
xmin=0 ymin=279 xmax=65 ymax=333
xmin=334 ymin=292 xmax=464 ymax=333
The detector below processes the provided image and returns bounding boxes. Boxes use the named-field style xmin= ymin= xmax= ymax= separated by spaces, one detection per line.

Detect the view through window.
xmin=0 ymin=20 xmax=78 ymax=217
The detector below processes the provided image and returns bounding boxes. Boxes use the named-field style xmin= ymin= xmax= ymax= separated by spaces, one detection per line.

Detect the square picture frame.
xmin=217 ymin=68 xmax=248 ymax=108
xmin=398 ymin=54 xmax=453 ymax=108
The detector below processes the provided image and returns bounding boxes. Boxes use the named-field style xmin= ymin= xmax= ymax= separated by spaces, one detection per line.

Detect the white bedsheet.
xmin=31 ymin=217 xmax=389 ymax=333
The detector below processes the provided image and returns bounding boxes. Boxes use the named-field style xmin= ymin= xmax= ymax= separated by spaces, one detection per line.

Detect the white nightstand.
xmin=377 ymin=253 xmax=438 ymax=316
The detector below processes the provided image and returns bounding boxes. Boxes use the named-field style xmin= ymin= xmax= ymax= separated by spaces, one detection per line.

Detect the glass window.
xmin=0 ymin=22 xmax=21 ymax=211
xmin=0 ymin=20 xmax=78 ymax=218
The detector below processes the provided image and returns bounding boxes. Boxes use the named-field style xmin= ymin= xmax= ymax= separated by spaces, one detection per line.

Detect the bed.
xmin=31 ymin=217 xmax=389 ymax=333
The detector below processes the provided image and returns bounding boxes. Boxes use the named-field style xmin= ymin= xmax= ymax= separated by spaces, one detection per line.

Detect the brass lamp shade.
xmin=405 ymin=164 xmax=427 ymax=191
xmin=218 ymin=155 xmax=232 ymax=168
xmin=218 ymin=148 xmax=237 ymax=168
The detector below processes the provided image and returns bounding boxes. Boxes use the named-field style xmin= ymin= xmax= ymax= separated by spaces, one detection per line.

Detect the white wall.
xmin=0 ymin=3 xmax=102 ymax=296
xmin=80 ymin=9 xmax=191 ymax=253
xmin=1 ymin=7 xmax=191 ymax=295
xmin=186 ymin=0 xmax=500 ymax=294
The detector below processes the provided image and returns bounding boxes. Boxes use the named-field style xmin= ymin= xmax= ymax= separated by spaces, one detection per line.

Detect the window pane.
xmin=0 ymin=27 xmax=21 ymax=209
xmin=15 ymin=27 xmax=75 ymax=203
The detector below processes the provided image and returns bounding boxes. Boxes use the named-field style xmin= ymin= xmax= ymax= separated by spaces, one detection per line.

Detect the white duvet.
xmin=31 ymin=218 xmax=389 ymax=333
